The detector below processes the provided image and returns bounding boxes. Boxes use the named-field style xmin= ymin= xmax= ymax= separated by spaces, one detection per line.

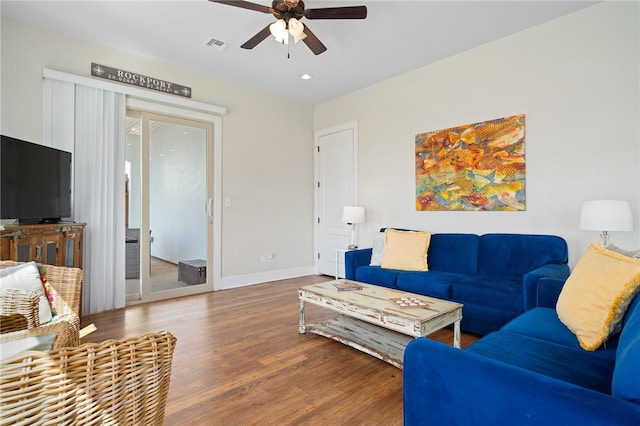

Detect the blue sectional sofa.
xmin=403 ymin=277 xmax=640 ymax=425
xmin=345 ymin=232 xmax=570 ymax=335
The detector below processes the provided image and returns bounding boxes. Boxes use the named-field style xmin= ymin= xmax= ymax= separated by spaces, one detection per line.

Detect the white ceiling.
xmin=1 ymin=0 xmax=598 ymax=105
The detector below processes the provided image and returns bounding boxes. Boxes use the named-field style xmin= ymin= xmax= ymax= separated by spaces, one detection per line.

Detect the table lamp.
xmin=342 ymin=206 xmax=365 ymax=249
xmin=579 ymin=199 xmax=634 ymax=246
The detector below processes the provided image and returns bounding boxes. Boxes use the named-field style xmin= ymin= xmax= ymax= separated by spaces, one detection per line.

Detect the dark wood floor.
xmin=82 ymin=275 xmax=479 ymax=425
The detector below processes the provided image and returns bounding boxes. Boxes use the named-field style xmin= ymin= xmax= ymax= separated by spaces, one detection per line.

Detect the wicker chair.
xmin=0 ymin=288 xmax=40 ymax=333
xmin=0 ymin=330 xmax=177 ymax=426
xmin=0 ymin=260 xmax=82 ymax=349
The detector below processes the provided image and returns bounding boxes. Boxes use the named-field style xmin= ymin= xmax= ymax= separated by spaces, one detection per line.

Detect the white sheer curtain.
xmin=74 ymin=86 xmax=126 ymax=314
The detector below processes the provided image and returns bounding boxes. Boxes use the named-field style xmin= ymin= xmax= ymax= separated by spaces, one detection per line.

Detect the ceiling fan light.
xmin=288 ymin=18 xmax=303 ymax=35
xmin=292 ymin=32 xmax=307 ymax=43
xmin=274 ymin=32 xmax=288 ymax=44
xmin=288 ymin=18 xmax=306 ymax=43
xmin=269 ymin=19 xmax=286 ymax=38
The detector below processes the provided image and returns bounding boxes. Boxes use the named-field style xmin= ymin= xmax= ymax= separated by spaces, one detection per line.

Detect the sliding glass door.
xmin=126 ymin=110 xmax=214 ymax=303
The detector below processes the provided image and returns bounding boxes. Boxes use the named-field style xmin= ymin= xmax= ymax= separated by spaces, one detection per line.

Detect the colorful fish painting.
xmin=416 ymin=114 xmax=525 ymax=211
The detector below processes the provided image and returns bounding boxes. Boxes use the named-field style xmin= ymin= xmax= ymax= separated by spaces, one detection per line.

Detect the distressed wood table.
xmin=298 ymin=279 xmax=463 ymax=369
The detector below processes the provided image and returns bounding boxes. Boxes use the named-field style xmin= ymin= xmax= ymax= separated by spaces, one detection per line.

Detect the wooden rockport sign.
xmin=91 ymin=63 xmax=192 ymax=98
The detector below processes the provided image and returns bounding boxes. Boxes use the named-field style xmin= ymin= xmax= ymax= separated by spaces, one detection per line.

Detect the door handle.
xmin=207 ymin=198 xmax=213 ymax=217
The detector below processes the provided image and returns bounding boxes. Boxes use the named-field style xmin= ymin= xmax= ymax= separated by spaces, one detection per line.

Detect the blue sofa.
xmin=345 ymin=233 xmax=570 ymax=335
xmin=403 ymin=277 xmax=640 ymax=425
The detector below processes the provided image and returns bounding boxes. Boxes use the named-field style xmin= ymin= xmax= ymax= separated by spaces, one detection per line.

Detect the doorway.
xmin=125 ymin=109 xmax=215 ymax=303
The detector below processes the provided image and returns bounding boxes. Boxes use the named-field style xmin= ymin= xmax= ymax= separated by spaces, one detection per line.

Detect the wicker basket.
xmin=0 ymin=260 xmax=83 ymax=348
xmin=0 ymin=330 xmax=177 ymax=426
xmin=0 ymin=288 xmax=40 ymax=333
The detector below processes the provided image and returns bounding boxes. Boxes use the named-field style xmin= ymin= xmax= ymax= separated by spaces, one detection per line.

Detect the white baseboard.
xmin=217 ymin=266 xmax=315 ymax=290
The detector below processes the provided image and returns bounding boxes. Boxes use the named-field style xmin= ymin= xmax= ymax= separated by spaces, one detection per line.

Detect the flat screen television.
xmin=1 ymin=135 xmax=72 ymax=223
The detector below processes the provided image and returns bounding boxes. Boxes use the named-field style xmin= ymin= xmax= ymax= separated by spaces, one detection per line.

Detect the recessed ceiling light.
xmin=301 ymin=73 xmax=313 ymax=80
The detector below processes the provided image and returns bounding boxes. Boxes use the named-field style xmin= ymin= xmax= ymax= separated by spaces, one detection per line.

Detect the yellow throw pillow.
xmin=556 ymin=243 xmax=640 ymax=351
xmin=380 ymin=229 xmax=431 ymax=271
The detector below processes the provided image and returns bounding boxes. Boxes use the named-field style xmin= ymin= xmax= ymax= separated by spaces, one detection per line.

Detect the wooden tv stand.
xmin=0 ymin=223 xmax=85 ymax=268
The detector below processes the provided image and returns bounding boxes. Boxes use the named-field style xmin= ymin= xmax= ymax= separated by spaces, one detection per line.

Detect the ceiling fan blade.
xmin=209 ymin=0 xmax=272 ymax=14
xmin=304 ymin=6 xmax=367 ymax=20
xmin=240 ymin=24 xmax=272 ymax=49
xmin=302 ymin=25 xmax=327 ymax=55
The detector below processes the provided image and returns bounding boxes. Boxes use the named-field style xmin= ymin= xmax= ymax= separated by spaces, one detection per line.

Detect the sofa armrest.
xmin=344 ymin=248 xmax=372 ymax=280
xmin=522 ymin=264 xmax=570 ymax=311
xmin=404 ymin=338 xmax=640 ymax=426
xmin=535 ymin=277 xmax=567 ymax=308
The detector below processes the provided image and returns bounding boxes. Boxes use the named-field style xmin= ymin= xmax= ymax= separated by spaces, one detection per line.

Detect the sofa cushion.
xmin=467 ymin=332 xmax=615 ymax=394
xmin=612 ymin=294 xmax=640 ymax=403
xmin=396 ymin=271 xmax=467 ymax=299
xmin=478 ymin=234 xmax=568 ymax=278
xmin=452 ymin=275 xmax=523 ymax=311
xmin=427 ymin=233 xmax=479 ymax=275
xmin=500 ymin=308 xmax=618 ymax=360
xmin=381 ymin=229 xmax=431 ymax=271
xmin=0 ymin=333 xmax=58 ymax=361
xmin=354 ymin=266 xmax=398 ymax=289
xmin=556 ymin=243 xmax=640 ymax=351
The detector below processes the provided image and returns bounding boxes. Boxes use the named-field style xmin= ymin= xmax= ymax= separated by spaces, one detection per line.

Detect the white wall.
xmin=2 ymin=1 xmax=638 ymax=282
xmin=1 ymin=17 xmax=315 ymax=283
xmin=314 ymin=1 xmax=639 ymax=267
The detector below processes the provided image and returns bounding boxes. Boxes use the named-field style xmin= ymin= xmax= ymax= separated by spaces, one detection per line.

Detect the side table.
xmin=335 ymin=248 xmax=352 ymax=279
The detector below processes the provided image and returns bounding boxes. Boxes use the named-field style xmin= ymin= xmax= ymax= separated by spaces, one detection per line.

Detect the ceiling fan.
xmin=210 ymin=0 xmax=367 ymax=55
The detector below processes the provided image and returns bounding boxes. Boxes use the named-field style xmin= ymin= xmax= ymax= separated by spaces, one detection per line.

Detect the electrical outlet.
xmin=267 ymin=252 xmax=275 ymax=262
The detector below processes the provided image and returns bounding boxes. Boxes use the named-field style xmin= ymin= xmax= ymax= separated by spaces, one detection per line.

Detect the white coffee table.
xmin=298 ymin=279 xmax=463 ymax=369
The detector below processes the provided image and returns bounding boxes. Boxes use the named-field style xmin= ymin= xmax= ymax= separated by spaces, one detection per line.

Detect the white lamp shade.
xmin=288 ymin=18 xmax=301 ymax=34
xmin=270 ymin=19 xmax=287 ymax=43
xmin=292 ymin=30 xmax=307 ymax=43
xmin=342 ymin=206 xmax=365 ymax=224
xmin=288 ymin=18 xmax=307 ymax=43
xmin=579 ymin=200 xmax=634 ymax=232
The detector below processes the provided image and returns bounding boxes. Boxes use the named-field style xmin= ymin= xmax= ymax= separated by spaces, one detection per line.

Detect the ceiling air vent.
xmin=206 ymin=38 xmax=230 ymax=51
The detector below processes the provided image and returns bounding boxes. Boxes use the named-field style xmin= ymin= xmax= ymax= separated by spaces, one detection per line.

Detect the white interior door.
xmin=315 ymin=121 xmax=358 ymax=276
